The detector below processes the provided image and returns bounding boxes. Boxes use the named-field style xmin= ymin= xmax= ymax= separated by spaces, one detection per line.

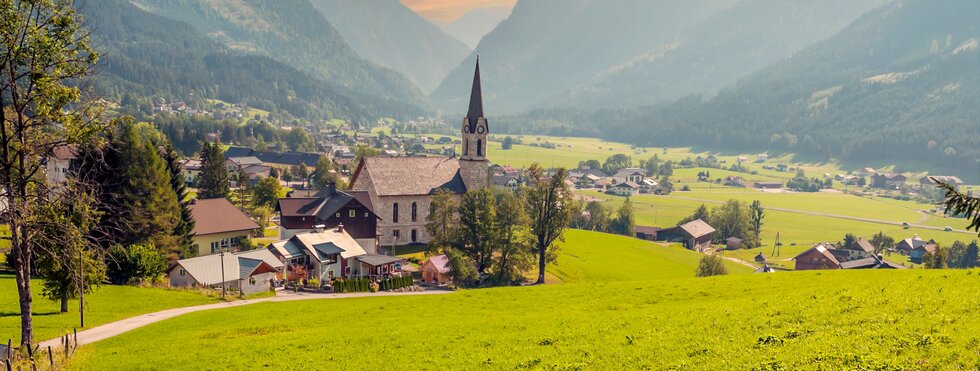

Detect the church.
xmin=348 ymin=59 xmax=490 ymax=247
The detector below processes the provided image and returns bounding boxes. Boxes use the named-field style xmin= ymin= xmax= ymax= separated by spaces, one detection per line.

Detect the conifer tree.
xmin=164 ymin=145 xmax=197 ymax=257
xmin=198 ymin=140 xmax=230 ymax=199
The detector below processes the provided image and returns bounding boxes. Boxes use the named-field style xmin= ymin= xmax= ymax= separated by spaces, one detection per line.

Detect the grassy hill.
xmin=69 ymin=268 xmax=980 ymax=369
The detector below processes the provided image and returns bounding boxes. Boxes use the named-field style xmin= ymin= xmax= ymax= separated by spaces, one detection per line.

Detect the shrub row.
xmin=333 ymin=278 xmax=371 ymax=293
xmin=379 ymin=276 xmax=413 ymax=291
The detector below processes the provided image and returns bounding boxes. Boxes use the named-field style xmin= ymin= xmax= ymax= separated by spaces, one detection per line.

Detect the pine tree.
xmin=164 ymin=145 xmax=197 ymax=258
xmin=198 ymin=140 xmax=230 ymax=199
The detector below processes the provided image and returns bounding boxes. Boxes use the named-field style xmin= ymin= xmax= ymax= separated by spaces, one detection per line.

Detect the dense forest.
xmin=80 ymin=0 xmax=428 ymax=122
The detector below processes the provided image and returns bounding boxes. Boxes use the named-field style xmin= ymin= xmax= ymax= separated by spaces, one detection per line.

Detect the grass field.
xmin=70 ymin=268 xmax=980 ymax=369
xmin=0 ymin=275 xmax=220 ymax=343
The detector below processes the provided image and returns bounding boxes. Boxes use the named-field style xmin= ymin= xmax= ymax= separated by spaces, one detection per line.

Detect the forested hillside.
xmin=594 ymin=0 xmax=979 ymax=176
xmin=129 ymin=0 xmax=430 ymax=111
xmin=430 ymin=0 xmax=738 ymax=114
xmin=545 ymin=0 xmax=884 ymax=109
xmin=80 ymin=0 xmax=401 ymax=122
xmin=310 ymin=0 xmax=471 ymax=92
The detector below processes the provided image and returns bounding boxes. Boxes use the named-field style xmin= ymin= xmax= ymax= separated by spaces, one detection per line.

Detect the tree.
xmin=493 ymin=191 xmax=533 ymax=284
xmin=285 ymin=127 xmax=313 ymax=152
xmin=352 ymin=144 xmax=380 ymax=170
xmin=870 ymin=231 xmax=895 ymax=254
xmin=198 ymin=140 xmax=230 ymax=199
xmin=924 ymin=244 xmax=948 ymax=269
xmin=710 ymin=200 xmax=757 ymax=247
xmin=657 ymin=176 xmax=673 ymax=194
xmin=425 ymin=188 xmax=459 ymax=251
xmin=611 ymin=197 xmax=635 ymax=236
xmin=579 ymin=159 xmax=601 ymax=170
xmin=946 ymin=240 xmax=967 ymax=268
xmin=678 ymin=204 xmax=710 ymax=226
xmin=108 ymin=242 xmax=168 ymax=284
xmin=253 ymin=176 xmax=282 ymax=209
xmin=164 ymin=146 xmax=196 ymax=258
xmin=501 ymin=136 xmax=514 ymax=150
xmin=644 ymin=155 xmax=660 ymax=176
xmin=525 ymin=164 xmax=572 ymax=284
xmin=444 ymin=247 xmax=478 ymax=288
xmin=601 ymin=154 xmax=632 ymax=175
xmin=750 ymin=201 xmax=765 ymax=241
xmin=962 ymin=241 xmax=979 ymax=268
xmin=696 ymin=255 xmax=728 ymax=277
xmin=0 ymin=1 xmax=101 ymax=341
xmin=311 ymin=156 xmax=339 ymax=190
xmin=252 ymin=206 xmax=274 ymax=237
xmin=935 ymin=180 xmax=979 ymax=237
xmin=842 ymin=233 xmax=858 ymax=249
xmin=584 ymin=201 xmax=612 ymax=231
xmin=457 ymin=188 xmax=499 ymax=274
xmin=233 ymin=170 xmax=252 ymax=214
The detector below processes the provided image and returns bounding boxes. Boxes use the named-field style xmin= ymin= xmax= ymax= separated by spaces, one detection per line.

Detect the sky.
xmin=400 ymin=0 xmax=516 ymax=24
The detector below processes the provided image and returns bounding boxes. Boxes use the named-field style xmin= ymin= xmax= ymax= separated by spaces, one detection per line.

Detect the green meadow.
xmin=0 ymin=275 xmax=220 ymax=343
xmin=68 ymin=230 xmax=980 ymax=369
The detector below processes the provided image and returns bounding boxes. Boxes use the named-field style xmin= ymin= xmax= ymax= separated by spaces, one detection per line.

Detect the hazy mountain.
xmin=438 ymin=6 xmax=512 ymax=49
xmin=130 ymin=0 xmax=430 ymax=111
xmin=80 ymin=0 xmax=411 ymax=121
xmin=546 ymin=0 xmax=886 ymax=109
xmin=310 ymin=0 xmax=471 ymax=93
xmin=597 ymin=0 xmax=979 ymax=176
xmin=430 ymin=0 xmax=739 ymax=115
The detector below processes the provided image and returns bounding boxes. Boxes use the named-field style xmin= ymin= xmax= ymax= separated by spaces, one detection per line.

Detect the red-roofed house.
xmin=792 ymin=243 xmax=841 ymax=270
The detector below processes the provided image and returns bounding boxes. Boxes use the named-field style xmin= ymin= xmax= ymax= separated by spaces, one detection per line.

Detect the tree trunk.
xmin=14 ymin=254 xmax=33 ymax=346
xmin=536 ymin=242 xmax=546 ymax=284
xmin=60 ymin=296 xmax=69 ymax=313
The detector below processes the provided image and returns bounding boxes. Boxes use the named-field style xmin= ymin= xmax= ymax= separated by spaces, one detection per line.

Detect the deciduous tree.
xmin=525 ymin=164 xmax=571 ymax=284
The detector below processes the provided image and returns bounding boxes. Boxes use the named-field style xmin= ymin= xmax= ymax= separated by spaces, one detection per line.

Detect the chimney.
xmin=314 ymin=224 xmax=325 ymax=233
xmin=336 ymin=223 xmax=344 ymax=233
xmin=328 ymin=182 xmax=336 ymax=196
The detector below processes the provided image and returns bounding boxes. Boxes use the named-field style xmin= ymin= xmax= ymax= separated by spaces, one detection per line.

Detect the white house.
xmin=166 ymin=249 xmax=284 ymax=295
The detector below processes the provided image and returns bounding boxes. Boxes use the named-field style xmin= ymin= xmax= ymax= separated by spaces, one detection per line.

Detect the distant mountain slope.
xmin=310 ymin=0 xmax=471 ymax=93
xmin=430 ymin=0 xmax=738 ymax=115
xmin=546 ymin=0 xmax=885 ymax=109
xmin=130 ymin=0 xmax=430 ymax=111
xmin=81 ymin=0 xmax=394 ymax=121
xmin=438 ymin=6 xmax=512 ymax=49
xmin=600 ymin=0 xmax=979 ymax=176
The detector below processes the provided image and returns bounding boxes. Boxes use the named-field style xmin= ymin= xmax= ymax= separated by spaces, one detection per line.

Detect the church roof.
xmin=466 ymin=57 xmax=485 ymax=133
xmin=351 ymin=157 xmax=466 ymax=196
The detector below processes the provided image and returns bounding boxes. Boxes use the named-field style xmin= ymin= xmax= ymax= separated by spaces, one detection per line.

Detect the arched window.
xmin=411 ymin=202 xmax=418 ymax=222
xmin=392 ymin=203 xmax=399 ymax=223
xmin=463 ymin=139 xmax=468 ymax=156
xmin=477 ymin=139 xmax=483 ymax=157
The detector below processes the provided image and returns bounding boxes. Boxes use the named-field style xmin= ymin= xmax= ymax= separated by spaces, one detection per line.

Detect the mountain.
xmin=80 ymin=0 xmax=406 ymax=121
xmin=546 ymin=0 xmax=886 ymax=109
xmin=430 ymin=0 xmax=740 ymax=115
xmin=310 ymin=0 xmax=471 ymax=93
xmin=129 ymin=0 xmax=430 ymax=111
xmin=438 ymin=6 xmax=512 ymax=49
xmin=597 ymin=0 xmax=979 ymax=177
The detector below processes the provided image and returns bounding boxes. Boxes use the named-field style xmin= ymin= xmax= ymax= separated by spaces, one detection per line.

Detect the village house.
xmin=421 ymin=254 xmax=451 ymax=285
xmin=870 ymin=173 xmax=907 ymax=189
xmin=607 ymin=181 xmax=639 ymax=197
xmin=909 ymin=243 xmax=938 ymax=264
xmin=179 ymin=159 xmax=202 ymax=186
xmin=349 ymin=59 xmax=490 ymax=247
xmin=612 ymin=168 xmax=645 ymax=185
xmin=792 ymin=243 xmax=842 ymax=270
xmin=656 ymin=219 xmax=716 ymax=251
xmin=895 ymin=236 xmax=926 ymax=255
xmin=224 ymin=146 xmax=323 ymax=175
xmin=756 ymin=153 xmax=769 ymax=162
xmin=724 ymin=175 xmax=746 ymax=187
xmin=269 ymin=225 xmax=402 ymax=282
xmin=726 ymin=237 xmax=743 ymax=250
xmin=839 ymin=255 xmax=905 ymax=269
xmin=754 ymin=181 xmax=783 ymax=189
xmin=189 ymin=198 xmax=261 ymax=256
xmin=167 ymin=249 xmax=284 ymax=295
xmin=840 ymin=239 xmax=875 ymax=260
xmin=275 ymin=184 xmax=379 ymax=252
xmin=45 ymin=144 xmax=79 ymax=185
xmin=920 ymin=176 xmax=963 ymax=188
xmin=492 ymin=174 xmax=520 ymax=190
xmin=633 ymin=226 xmax=661 ymax=240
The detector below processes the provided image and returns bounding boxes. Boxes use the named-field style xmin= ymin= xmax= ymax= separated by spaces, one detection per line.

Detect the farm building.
xmin=754 ymin=252 xmax=767 ymax=264
xmin=421 ymin=254 xmax=450 ymax=285
xmin=754 ymin=181 xmax=783 ymax=189
xmin=607 ymin=181 xmax=639 ymax=196
xmin=840 ymin=239 xmax=875 ymax=260
xmin=895 ymin=236 xmax=926 ymax=255
xmin=909 ymin=243 xmax=938 ymax=264
xmin=792 ymin=243 xmax=841 ymax=270
xmin=167 ymin=249 xmax=283 ymax=295
xmin=275 ymin=184 xmax=379 ymax=251
xmin=656 ymin=219 xmax=716 ymax=251
xmin=839 ymin=255 xmax=905 ymax=269
xmin=726 ymin=237 xmax=743 ymax=250
xmin=634 ymin=226 xmax=661 ymax=241
xmin=870 ymin=173 xmax=907 ymax=189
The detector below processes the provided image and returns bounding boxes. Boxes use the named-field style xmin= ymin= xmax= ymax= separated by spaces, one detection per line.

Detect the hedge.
xmin=333 ymin=276 xmax=414 ymax=293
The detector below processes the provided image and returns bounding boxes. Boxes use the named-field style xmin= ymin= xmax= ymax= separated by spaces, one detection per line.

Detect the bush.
xmin=108 ymin=243 xmax=168 ymax=284
xmin=696 ymin=255 xmax=729 ymax=277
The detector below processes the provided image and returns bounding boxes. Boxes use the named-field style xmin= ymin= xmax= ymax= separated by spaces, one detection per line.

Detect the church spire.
xmin=466 ymin=56 xmax=483 ymax=131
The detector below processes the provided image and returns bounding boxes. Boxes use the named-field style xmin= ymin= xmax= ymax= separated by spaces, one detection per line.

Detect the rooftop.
xmin=189 ymin=198 xmax=260 ymax=235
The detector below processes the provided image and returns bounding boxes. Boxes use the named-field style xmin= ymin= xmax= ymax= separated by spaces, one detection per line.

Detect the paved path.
xmin=38 ymin=289 xmax=452 ymax=348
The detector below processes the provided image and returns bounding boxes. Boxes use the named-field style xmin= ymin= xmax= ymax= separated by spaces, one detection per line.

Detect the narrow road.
xmin=38 ymin=289 xmax=452 ymax=348
xmin=664 ymin=195 xmax=972 ymax=234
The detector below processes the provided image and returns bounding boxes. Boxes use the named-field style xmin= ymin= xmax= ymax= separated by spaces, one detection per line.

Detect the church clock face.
xmin=463 ymin=125 xmax=469 ymax=133
xmin=477 ymin=126 xmax=485 ymax=134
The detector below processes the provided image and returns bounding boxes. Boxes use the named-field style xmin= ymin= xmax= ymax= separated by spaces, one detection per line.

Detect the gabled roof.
xmin=678 ymin=219 xmax=716 ymax=239
xmin=168 ymin=249 xmax=282 ymax=285
xmin=228 ymin=156 xmax=263 ymax=166
xmin=276 ymin=189 xmax=377 ymax=220
xmin=189 ymin=198 xmax=260 ymax=235
xmin=354 ymin=254 xmax=404 ymax=267
xmin=51 ymin=144 xmax=78 ymax=161
xmin=224 ymin=146 xmax=321 ymax=167
xmin=634 ymin=225 xmax=661 ymax=235
xmin=792 ymin=244 xmax=841 ymax=266
xmin=275 ymin=228 xmax=367 ymax=263
xmin=840 ymin=256 xmax=906 ymax=269
xmin=844 ymin=239 xmax=875 ymax=253
xmin=350 ymin=157 xmax=466 ymax=196
xmin=423 ymin=254 xmax=450 ymax=274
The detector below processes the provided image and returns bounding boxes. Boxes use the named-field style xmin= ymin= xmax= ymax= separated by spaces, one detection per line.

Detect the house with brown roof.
xmin=841 ymin=239 xmax=875 ymax=260
xmin=45 ymin=144 xmax=79 ymax=185
xmin=870 ymin=173 xmax=907 ymax=189
xmin=189 ymin=198 xmax=261 ymax=256
xmin=349 ymin=59 xmax=490 ymax=247
xmin=276 ymin=184 xmax=379 ymax=252
xmin=792 ymin=243 xmax=841 ymax=270
xmin=656 ymin=219 xmax=716 ymax=251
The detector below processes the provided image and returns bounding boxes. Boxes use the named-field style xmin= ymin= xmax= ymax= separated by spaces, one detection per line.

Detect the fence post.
xmin=46 ymin=346 xmax=52 ymax=367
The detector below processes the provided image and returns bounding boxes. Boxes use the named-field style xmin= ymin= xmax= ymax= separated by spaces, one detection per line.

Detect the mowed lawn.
xmin=0 ymin=275 xmax=220 ymax=343
xmin=551 ymin=230 xmax=752 ymax=282
xmin=71 ymin=269 xmax=980 ymax=370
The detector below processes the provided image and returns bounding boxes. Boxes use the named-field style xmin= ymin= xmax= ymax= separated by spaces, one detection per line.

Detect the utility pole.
xmin=220 ymin=250 xmax=226 ymax=299
xmin=78 ymin=247 xmax=84 ymax=328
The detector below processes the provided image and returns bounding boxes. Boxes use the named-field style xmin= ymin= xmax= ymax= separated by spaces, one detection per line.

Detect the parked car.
xmin=944 ymin=226 xmax=953 ymax=231
xmin=902 ymin=222 xmax=910 ymax=229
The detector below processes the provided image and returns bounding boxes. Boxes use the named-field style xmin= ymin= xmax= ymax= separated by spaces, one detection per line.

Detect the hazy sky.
xmin=401 ymin=0 xmax=516 ymax=24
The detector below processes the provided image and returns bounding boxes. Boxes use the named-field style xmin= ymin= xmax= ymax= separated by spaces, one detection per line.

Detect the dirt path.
xmin=38 ymin=289 xmax=452 ymax=348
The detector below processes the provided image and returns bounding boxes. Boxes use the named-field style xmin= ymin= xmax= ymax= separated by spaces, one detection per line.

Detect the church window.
xmin=392 ymin=203 xmax=399 ymax=223
xmin=477 ymin=139 xmax=483 ymax=157
xmin=411 ymin=202 xmax=417 ymax=222
xmin=411 ymin=229 xmax=417 ymax=242
xmin=463 ymin=140 xmax=468 ymax=156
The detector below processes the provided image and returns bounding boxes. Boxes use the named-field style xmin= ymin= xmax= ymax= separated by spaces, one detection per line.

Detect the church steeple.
xmin=466 ymin=56 xmax=484 ymax=133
